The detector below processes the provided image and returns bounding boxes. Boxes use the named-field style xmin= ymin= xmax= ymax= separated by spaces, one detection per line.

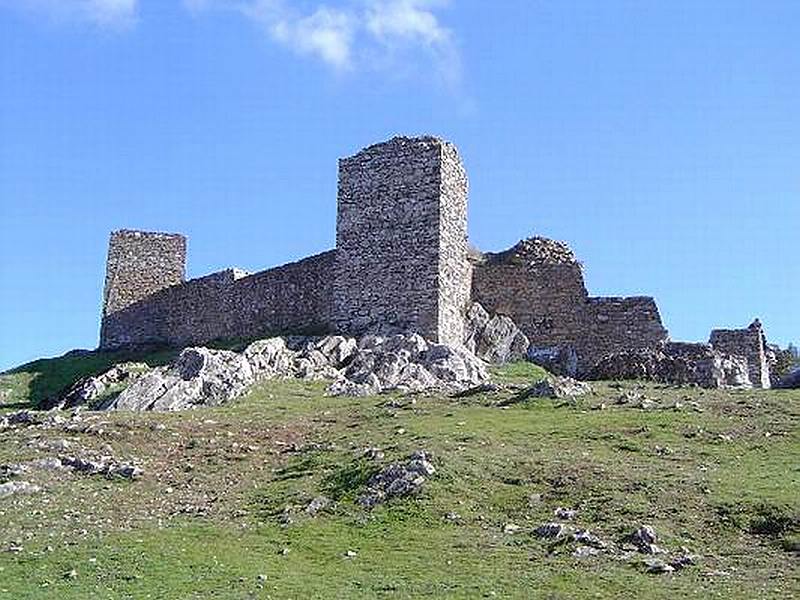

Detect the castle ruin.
xmin=99 ymin=136 xmax=771 ymax=387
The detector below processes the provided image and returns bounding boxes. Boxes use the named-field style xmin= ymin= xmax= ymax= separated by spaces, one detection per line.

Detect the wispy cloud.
xmin=188 ymin=0 xmax=464 ymax=94
xmin=1 ymin=0 xmax=138 ymax=28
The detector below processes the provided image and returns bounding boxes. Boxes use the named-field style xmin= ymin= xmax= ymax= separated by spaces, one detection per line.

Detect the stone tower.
xmin=100 ymin=230 xmax=186 ymax=349
xmin=333 ymin=136 xmax=470 ymax=345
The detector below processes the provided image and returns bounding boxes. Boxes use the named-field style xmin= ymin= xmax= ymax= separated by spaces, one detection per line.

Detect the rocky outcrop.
xmin=527 ymin=345 xmax=578 ymax=378
xmin=328 ymin=334 xmax=489 ymax=397
xmin=463 ymin=303 xmax=529 ymax=364
xmin=105 ymin=347 xmax=255 ymax=411
xmin=45 ymin=362 xmax=150 ymax=410
xmin=588 ymin=344 xmax=751 ymax=389
xmin=522 ymin=376 xmax=592 ymax=399
xmin=59 ymin=334 xmax=489 ymax=412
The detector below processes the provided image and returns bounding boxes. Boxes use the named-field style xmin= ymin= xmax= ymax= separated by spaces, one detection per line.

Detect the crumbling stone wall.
xmin=333 ymin=136 xmax=470 ymax=345
xmin=582 ymin=297 xmax=668 ymax=369
xmin=100 ymin=230 xmax=186 ymax=348
xmin=472 ymin=237 xmax=668 ymax=374
xmin=709 ymin=320 xmax=771 ymax=388
xmin=100 ymin=251 xmax=335 ymax=349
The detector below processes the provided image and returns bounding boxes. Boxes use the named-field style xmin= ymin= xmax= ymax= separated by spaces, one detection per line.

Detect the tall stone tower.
xmin=333 ymin=136 xmax=470 ymax=345
xmin=100 ymin=230 xmax=186 ymax=349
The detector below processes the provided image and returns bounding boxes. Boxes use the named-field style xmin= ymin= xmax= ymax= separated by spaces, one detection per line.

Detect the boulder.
xmin=45 ymin=362 xmax=150 ymax=410
xmin=357 ymin=450 xmax=436 ymax=508
xmin=527 ymin=346 xmax=579 ymax=378
xmin=463 ymin=303 xmax=529 ymax=364
xmin=518 ymin=376 xmax=592 ymax=400
xmin=328 ymin=335 xmax=488 ymax=397
xmin=106 ymin=347 xmax=255 ymax=411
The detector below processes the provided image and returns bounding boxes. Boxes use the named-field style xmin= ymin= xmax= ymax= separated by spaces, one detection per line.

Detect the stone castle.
xmin=99 ymin=136 xmax=772 ymax=387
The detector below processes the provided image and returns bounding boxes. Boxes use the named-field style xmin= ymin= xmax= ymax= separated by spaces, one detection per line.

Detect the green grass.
xmin=0 ymin=353 xmax=798 ymax=599
xmin=0 ymin=348 xmax=177 ymax=410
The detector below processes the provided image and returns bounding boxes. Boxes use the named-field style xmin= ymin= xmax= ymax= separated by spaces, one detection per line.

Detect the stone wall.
xmin=100 ymin=251 xmax=335 ymax=349
xmin=582 ymin=296 xmax=668 ymax=369
xmin=472 ymin=237 xmax=668 ymax=374
xmin=100 ymin=230 xmax=186 ymax=348
xmin=709 ymin=320 xmax=771 ymax=388
xmin=333 ymin=136 xmax=470 ymax=345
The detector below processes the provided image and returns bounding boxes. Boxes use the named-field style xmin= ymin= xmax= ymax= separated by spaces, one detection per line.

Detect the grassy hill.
xmin=0 ymin=351 xmax=798 ymax=599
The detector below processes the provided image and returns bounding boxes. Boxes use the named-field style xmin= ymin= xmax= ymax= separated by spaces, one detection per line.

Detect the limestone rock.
xmin=527 ymin=346 xmax=579 ymax=378
xmin=522 ymin=376 xmax=592 ymax=399
xmin=45 ymin=362 xmax=150 ymax=410
xmin=328 ymin=335 xmax=488 ymax=397
xmin=0 ymin=481 xmax=41 ymax=498
xmin=106 ymin=347 xmax=254 ymax=411
xmin=243 ymin=338 xmax=296 ymax=378
xmin=357 ymin=450 xmax=435 ymax=508
xmin=463 ymin=303 xmax=529 ymax=364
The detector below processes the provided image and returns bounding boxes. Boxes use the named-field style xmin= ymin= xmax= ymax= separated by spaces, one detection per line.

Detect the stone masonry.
xmin=471 ymin=237 xmax=668 ymax=375
xmin=333 ymin=137 xmax=470 ymax=346
xmin=710 ymin=320 xmax=772 ymax=389
xmin=98 ymin=135 xmax=769 ymax=383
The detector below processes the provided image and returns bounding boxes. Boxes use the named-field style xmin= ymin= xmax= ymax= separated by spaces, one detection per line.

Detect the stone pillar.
xmin=333 ymin=136 xmax=470 ymax=345
xmin=100 ymin=230 xmax=186 ymax=349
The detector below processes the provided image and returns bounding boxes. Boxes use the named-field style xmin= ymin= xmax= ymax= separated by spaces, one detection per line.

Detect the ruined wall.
xmin=100 ymin=250 xmax=335 ymax=349
xmin=709 ymin=321 xmax=771 ymax=388
xmin=472 ymin=238 xmax=588 ymax=347
xmin=100 ymin=230 xmax=186 ymax=348
xmin=472 ymin=237 xmax=668 ymax=374
xmin=333 ymin=136 xmax=470 ymax=345
xmin=581 ymin=297 xmax=668 ymax=369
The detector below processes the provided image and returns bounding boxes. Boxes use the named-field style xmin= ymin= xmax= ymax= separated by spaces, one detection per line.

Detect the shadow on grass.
xmin=1 ymin=347 xmax=178 ymax=410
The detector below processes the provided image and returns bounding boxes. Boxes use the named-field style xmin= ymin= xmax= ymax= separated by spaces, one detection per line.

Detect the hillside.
xmin=0 ymin=351 xmax=798 ymax=599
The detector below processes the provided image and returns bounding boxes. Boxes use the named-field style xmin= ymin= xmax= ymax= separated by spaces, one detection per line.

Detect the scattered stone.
xmin=572 ymin=529 xmax=606 ymax=549
xmin=305 ymin=496 xmax=330 ymax=516
xmin=0 ymin=481 xmax=41 ymax=498
xmin=515 ymin=376 xmax=592 ymax=401
xmin=554 ymin=507 xmax=577 ymax=520
xmin=535 ymin=523 xmax=569 ymax=539
xmin=362 ymin=447 xmax=385 ymax=461
xmin=572 ymin=546 xmax=600 ymax=558
xmin=60 ymin=456 xmax=142 ymax=480
xmin=357 ymin=450 xmax=435 ymax=508
xmin=503 ymin=523 xmax=521 ymax=535
xmin=628 ymin=526 xmax=664 ymax=554
xmin=644 ymin=559 xmax=674 ymax=574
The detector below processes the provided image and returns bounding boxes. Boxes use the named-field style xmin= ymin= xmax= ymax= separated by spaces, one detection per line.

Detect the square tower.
xmin=100 ymin=230 xmax=186 ymax=349
xmin=333 ymin=136 xmax=470 ymax=345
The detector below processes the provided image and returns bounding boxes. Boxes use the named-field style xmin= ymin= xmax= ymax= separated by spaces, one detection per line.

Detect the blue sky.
xmin=0 ymin=0 xmax=798 ymax=370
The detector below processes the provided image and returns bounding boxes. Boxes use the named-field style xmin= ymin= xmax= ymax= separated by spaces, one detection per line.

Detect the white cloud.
xmin=1 ymin=0 xmax=138 ymax=27
xmin=245 ymin=2 xmax=355 ymax=69
xmin=188 ymin=0 xmax=464 ymax=92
